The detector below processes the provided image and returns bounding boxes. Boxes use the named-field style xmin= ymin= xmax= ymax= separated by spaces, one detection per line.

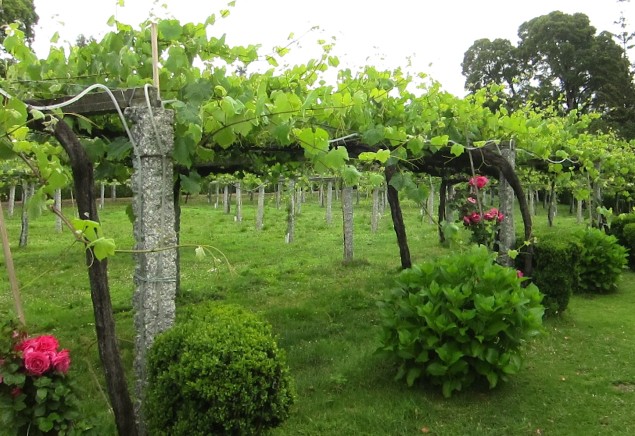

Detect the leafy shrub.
xmin=531 ymin=238 xmax=580 ymax=316
xmin=623 ymin=223 xmax=635 ymax=269
xmin=610 ymin=212 xmax=635 ymax=242
xmin=377 ymin=245 xmax=544 ymax=398
xmin=144 ymin=303 xmax=295 ymax=436
xmin=610 ymin=213 xmax=635 ymax=269
xmin=574 ymin=228 xmax=628 ymax=294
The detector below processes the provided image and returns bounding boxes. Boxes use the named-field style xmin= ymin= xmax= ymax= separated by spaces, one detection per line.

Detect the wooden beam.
xmin=25 ymin=87 xmax=161 ymax=116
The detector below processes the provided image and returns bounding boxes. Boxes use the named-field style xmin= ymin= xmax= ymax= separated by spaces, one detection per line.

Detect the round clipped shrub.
xmin=574 ymin=227 xmax=628 ymax=294
xmin=377 ymin=245 xmax=544 ymax=398
xmin=622 ymin=223 xmax=635 ymax=269
xmin=531 ymin=238 xmax=579 ymax=316
xmin=144 ymin=303 xmax=295 ymax=436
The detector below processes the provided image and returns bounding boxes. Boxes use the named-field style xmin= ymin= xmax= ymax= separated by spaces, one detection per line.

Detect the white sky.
xmin=31 ymin=0 xmax=635 ymax=96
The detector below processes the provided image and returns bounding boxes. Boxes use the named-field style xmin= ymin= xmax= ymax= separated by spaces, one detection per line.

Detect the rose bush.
xmin=0 ymin=319 xmax=84 ymax=435
xmin=454 ymin=176 xmax=505 ymax=249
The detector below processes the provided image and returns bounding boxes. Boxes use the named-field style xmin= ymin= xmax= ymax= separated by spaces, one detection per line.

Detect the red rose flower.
xmin=51 ymin=349 xmax=71 ymax=374
xmin=16 ymin=335 xmax=59 ymax=354
xmin=469 ymin=212 xmax=481 ymax=224
xmin=468 ymin=176 xmax=489 ymax=189
xmin=463 ymin=215 xmax=471 ymax=226
xmin=483 ymin=207 xmax=499 ymax=221
xmin=23 ymin=351 xmax=51 ymax=376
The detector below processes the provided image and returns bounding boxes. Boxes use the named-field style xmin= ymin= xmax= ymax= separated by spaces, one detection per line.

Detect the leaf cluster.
xmin=377 ymin=245 xmax=544 ymax=398
xmin=574 ymin=227 xmax=628 ymax=294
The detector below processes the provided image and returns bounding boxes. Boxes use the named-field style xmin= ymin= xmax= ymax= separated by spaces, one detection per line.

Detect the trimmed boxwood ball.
xmin=144 ymin=303 xmax=295 ymax=436
xmin=531 ymin=237 xmax=579 ymax=316
xmin=377 ymin=245 xmax=544 ymax=398
xmin=623 ymin=223 xmax=635 ymax=269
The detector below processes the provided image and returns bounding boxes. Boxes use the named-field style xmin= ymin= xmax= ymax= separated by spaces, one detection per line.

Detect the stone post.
xmin=125 ymin=107 xmax=177 ymax=433
xmin=498 ymin=142 xmax=516 ymax=267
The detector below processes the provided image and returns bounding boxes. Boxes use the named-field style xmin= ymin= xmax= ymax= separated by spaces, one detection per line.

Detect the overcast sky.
xmin=31 ymin=0 xmax=635 ymax=96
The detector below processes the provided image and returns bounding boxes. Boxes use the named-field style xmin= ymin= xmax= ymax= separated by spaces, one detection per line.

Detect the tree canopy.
xmin=462 ymin=11 xmax=635 ymax=139
xmin=0 ymin=0 xmax=38 ymax=44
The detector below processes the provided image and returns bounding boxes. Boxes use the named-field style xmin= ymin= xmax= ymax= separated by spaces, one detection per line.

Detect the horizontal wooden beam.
xmin=25 ymin=87 xmax=161 ymax=116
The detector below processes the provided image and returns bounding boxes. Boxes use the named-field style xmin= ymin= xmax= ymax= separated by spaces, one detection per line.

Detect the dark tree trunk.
xmin=384 ymin=165 xmax=412 ymax=269
xmin=438 ymin=178 xmax=448 ymax=244
xmin=34 ymin=117 xmax=137 ymax=436
xmin=173 ymin=175 xmax=182 ymax=296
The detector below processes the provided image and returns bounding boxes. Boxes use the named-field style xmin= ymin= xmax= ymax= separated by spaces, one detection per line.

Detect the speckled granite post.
xmin=498 ymin=143 xmax=516 ymax=267
xmin=125 ymin=107 xmax=176 ymax=433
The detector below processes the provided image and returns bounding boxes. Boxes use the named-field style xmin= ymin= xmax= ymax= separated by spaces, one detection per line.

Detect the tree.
xmin=0 ymin=0 xmax=38 ymax=44
xmin=462 ymin=11 xmax=635 ymax=138
xmin=461 ymin=38 xmax=522 ymax=103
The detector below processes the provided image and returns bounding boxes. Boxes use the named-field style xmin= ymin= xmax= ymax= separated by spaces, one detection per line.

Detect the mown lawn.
xmin=2 ymin=193 xmax=634 ymax=435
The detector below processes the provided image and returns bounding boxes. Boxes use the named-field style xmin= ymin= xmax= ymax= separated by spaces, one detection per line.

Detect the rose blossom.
xmin=497 ymin=212 xmax=505 ymax=223
xmin=483 ymin=208 xmax=499 ymax=221
xmin=16 ymin=335 xmax=59 ymax=354
xmin=51 ymin=349 xmax=71 ymax=374
xmin=467 ymin=196 xmax=477 ymax=204
xmin=469 ymin=211 xmax=481 ymax=224
xmin=517 ymin=270 xmax=524 ymax=278
xmin=23 ymin=351 xmax=51 ymax=376
xmin=468 ymin=176 xmax=489 ymax=189
xmin=463 ymin=215 xmax=471 ymax=226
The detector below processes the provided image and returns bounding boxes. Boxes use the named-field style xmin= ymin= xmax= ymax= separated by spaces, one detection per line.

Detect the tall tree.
xmin=0 ymin=0 xmax=38 ymax=44
xmin=462 ymin=11 xmax=635 ymax=139
xmin=462 ymin=38 xmax=521 ymax=96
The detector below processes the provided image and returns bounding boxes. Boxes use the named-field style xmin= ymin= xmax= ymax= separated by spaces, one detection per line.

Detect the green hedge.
xmin=144 ymin=303 xmax=295 ymax=435
xmin=622 ymin=223 xmax=635 ymax=269
xmin=610 ymin=213 xmax=635 ymax=269
xmin=531 ymin=238 xmax=579 ymax=316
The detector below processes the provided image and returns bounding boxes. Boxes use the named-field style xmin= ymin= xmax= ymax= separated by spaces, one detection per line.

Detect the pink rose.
xmin=16 ymin=335 xmax=59 ymax=354
xmin=517 ymin=270 xmax=524 ymax=278
xmin=467 ymin=197 xmax=477 ymax=204
xmin=497 ymin=212 xmax=505 ymax=223
xmin=469 ymin=212 xmax=481 ymax=224
xmin=483 ymin=208 xmax=499 ymax=221
xmin=23 ymin=351 xmax=51 ymax=376
xmin=468 ymin=176 xmax=489 ymax=189
xmin=51 ymin=349 xmax=71 ymax=374
xmin=463 ymin=215 xmax=471 ymax=226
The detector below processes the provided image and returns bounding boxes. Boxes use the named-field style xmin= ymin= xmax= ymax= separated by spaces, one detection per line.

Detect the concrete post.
xmin=126 ymin=107 xmax=177 ymax=433
xmin=498 ymin=142 xmax=516 ymax=267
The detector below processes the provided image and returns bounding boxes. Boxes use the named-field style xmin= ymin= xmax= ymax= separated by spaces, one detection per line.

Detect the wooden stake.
xmin=151 ymin=22 xmax=160 ymax=99
xmin=0 ymin=200 xmax=25 ymax=325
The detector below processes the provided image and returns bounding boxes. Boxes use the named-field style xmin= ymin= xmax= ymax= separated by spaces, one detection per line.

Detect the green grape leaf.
xmin=27 ymin=188 xmax=47 ymax=220
xmin=450 ymin=143 xmax=465 ymax=157
xmin=296 ymin=127 xmax=329 ymax=157
xmin=180 ymin=171 xmax=202 ymax=195
xmin=91 ymin=237 xmax=116 ymax=261
xmin=341 ymin=165 xmax=361 ymax=186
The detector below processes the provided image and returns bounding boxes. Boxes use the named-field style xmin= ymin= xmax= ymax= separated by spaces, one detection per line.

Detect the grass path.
xmin=2 ymin=196 xmax=634 ymax=434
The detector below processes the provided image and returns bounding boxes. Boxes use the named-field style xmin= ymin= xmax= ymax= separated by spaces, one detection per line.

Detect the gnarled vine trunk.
xmin=385 ymin=165 xmax=412 ymax=269
xmin=34 ymin=117 xmax=137 ymax=436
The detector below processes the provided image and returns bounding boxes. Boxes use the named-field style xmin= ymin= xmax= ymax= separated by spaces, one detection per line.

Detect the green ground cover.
xmin=2 ymin=193 xmax=634 ymax=435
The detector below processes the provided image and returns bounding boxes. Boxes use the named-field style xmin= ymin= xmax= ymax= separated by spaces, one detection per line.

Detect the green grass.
xmin=2 ymin=194 xmax=635 ymax=435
